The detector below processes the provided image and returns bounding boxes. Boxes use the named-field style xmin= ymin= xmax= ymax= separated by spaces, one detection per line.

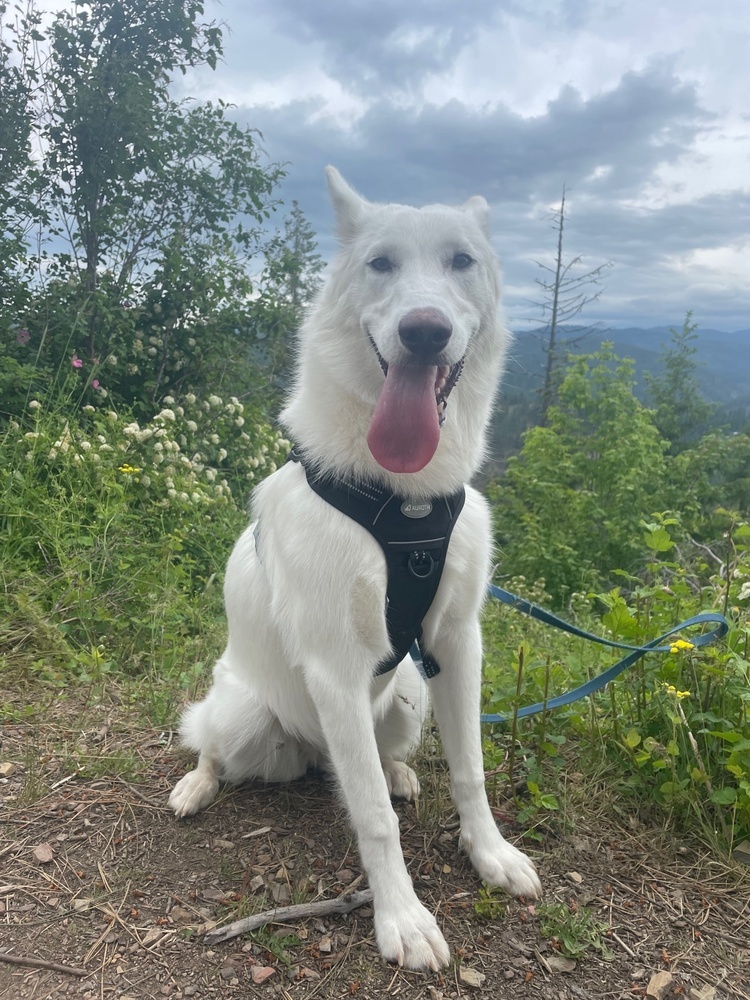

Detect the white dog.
xmin=169 ymin=168 xmax=541 ymax=970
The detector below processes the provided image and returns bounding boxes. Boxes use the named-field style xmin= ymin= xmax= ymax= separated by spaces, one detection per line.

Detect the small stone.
xmin=318 ymin=935 xmax=332 ymax=953
xmin=183 ymin=987 xmax=198 ymax=997
xmin=428 ymin=987 xmax=444 ymax=999
xmin=213 ymin=839 xmax=235 ymax=850
xmin=170 ymin=906 xmax=195 ymax=924
xmin=631 ymin=966 xmax=647 ymax=981
xmin=270 ymin=883 xmax=290 ymax=904
xmin=72 ymin=897 xmax=93 ymax=912
xmin=219 ymin=965 xmax=236 ymax=980
xmin=547 ymin=955 xmax=576 ymax=973
xmin=299 ymin=967 xmax=320 ymax=980
xmin=251 ymin=966 xmax=276 ymax=984
xmin=646 ymin=971 xmax=675 ymax=999
xmin=141 ymin=928 xmax=165 ymax=947
xmin=249 ymin=875 xmax=265 ymax=893
xmin=458 ymin=966 xmax=486 ymax=988
xmin=33 ymin=843 xmax=54 ymax=864
xmin=0 ymin=762 xmax=17 ymax=777
xmin=503 ymin=969 xmax=515 ymax=980
xmin=565 ymin=871 xmax=583 ymax=884
xmin=337 ymin=869 xmax=355 ymax=883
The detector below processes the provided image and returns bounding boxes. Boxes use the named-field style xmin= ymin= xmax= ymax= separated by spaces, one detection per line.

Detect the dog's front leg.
xmin=303 ymin=661 xmax=450 ymax=971
xmin=428 ymin=621 xmax=542 ymax=899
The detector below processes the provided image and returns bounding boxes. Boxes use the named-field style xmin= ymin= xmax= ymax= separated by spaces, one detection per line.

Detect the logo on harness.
xmin=400 ymin=500 xmax=432 ymax=518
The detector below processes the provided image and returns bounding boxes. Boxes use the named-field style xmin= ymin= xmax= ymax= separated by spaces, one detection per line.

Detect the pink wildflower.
xmin=71 ymin=355 xmax=83 ymax=368
xmin=92 ymin=379 xmax=101 ymax=390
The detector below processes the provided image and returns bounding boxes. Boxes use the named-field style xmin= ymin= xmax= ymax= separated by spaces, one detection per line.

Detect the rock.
xmin=731 ymin=840 xmax=750 ymax=865
xmin=646 ymin=971 xmax=675 ymax=999
xmin=458 ymin=966 xmax=486 ymax=988
xmin=318 ymin=935 xmax=332 ymax=953
xmin=547 ymin=955 xmax=577 ymax=973
xmin=249 ymin=874 xmax=265 ymax=893
xmin=170 ymin=906 xmax=195 ymax=924
xmin=270 ymin=883 xmax=290 ymax=904
xmin=213 ymin=839 xmax=235 ymax=850
xmin=251 ymin=966 xmax=277 ymax=984
xmin=565 ymin=871 xmax=584 ymax=884
xmin=72 ymin=897 xmax=93 ymax=912
xmin=33 ymin=843 xmax=54 ymax=864
xmin=0 ymin=762 xmax=17 ymax=777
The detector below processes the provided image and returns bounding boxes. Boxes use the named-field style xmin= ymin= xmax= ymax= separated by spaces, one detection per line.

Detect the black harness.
xmin=289 ymin=450 xmax=465 ymax=678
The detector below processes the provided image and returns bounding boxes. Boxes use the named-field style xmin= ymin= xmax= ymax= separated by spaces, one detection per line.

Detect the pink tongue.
xmin=367 ymin=364 xmax=439 ymax=473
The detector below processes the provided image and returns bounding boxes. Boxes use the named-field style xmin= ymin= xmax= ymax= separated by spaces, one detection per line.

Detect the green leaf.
xmin=710 ymin=787 xmax=737 ymax=805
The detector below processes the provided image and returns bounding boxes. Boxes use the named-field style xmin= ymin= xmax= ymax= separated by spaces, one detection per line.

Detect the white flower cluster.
xmin=18 ymin=391 xmax=288 ymax=514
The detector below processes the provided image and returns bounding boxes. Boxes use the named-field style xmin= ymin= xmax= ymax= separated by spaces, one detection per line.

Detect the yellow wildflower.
xmin=118 ymin=463 xmax=141 ymax=475
xmin=669 ymin=639 xmax=695 ymax=654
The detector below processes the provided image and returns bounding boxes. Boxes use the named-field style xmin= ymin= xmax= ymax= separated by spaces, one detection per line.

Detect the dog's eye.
xmin=368 ymin=256 xmax=393 ymax=273
xmin=452 ymin=252 xmax=474 ymax=270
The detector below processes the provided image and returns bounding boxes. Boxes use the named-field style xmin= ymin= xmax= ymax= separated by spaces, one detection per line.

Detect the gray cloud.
xmin=244 ymin=62 xmax=711 ymax=214
xmin=253 ymin=0 xmax=510 ymax=91
xmin=238 ymin=62 xmax=749 ymax=328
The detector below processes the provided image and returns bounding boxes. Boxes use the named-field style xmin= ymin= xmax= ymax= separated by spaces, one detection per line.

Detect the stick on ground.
xmin=203 ymin=889 xmax=374 ymax=945
xmin=0 ymin=951 xmax=88 ymax=977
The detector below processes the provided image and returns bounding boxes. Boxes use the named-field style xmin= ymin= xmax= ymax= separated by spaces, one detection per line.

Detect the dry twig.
xmin=0 ymin=951 xmax=88 ymax=977
xmin=204 ymin=889 xmax=374 ymax=945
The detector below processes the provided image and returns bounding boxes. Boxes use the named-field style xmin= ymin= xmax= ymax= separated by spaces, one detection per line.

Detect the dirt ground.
xmin=1 ymin=687 xmax=749 ymax=1000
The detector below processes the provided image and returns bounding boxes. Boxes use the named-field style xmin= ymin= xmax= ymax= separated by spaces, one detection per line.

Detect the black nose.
xmin=398 ymin=308 xmax=453 ymax=357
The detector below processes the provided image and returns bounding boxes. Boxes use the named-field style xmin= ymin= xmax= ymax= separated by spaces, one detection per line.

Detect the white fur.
xmin=169 ymin=167 xmax=541 ymax=970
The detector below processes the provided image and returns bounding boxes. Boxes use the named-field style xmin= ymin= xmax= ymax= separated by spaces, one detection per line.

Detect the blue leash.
xmin=412 ymin=584 xmax=729 ymax=724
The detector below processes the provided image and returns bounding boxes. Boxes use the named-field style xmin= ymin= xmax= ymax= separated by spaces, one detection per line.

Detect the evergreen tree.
xmin=645 ymin=312 xmax=714 ymax=453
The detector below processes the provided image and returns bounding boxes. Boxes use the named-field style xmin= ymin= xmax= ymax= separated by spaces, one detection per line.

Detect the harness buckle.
xmin=408 ymin=550 xmax=436 ymax=580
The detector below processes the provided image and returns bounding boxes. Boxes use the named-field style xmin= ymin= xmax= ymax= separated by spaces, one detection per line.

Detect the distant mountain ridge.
xmin=505 ymin=325 xmax=750 ymax=404
xmin=485 ymin=324 xmax=750 ymax=476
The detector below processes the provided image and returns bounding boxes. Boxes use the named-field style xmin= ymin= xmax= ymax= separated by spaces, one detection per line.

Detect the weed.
xmin=473 ymin=884 xmax=508 ymax=921
xmin=537 ymin=900 xmax=613 ymax=959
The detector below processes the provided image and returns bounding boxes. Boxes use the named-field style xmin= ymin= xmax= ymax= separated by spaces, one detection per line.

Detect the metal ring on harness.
xmin=408 ymin=551 xmax=436 ymax=579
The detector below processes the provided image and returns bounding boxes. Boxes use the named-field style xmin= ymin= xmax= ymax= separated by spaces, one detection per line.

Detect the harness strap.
xmin=289 ymin=450 xmax=465 ymax=676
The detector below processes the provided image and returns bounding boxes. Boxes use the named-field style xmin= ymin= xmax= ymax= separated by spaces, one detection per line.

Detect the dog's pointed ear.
xmin=326 ymin=166 xmax=369 ymax=240
xmin=461 ymin=195 xmax=490 ymax=237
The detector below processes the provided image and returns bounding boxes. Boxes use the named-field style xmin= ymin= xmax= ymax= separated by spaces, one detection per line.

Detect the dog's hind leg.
xmin=374 ymin=660 xmax=426 ymax=801
xmin=169 ymin=659 xmax=313 ymax=818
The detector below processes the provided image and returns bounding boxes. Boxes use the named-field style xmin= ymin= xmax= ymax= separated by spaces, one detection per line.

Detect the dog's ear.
xmin=326 ymin=166 xmax=369 ymax=240
xmin=461 ymin=195 xmax=490 ymax=237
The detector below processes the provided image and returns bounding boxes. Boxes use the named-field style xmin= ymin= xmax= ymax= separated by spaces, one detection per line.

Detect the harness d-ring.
xmin=408 ymin=550 xmax=435 ymax=579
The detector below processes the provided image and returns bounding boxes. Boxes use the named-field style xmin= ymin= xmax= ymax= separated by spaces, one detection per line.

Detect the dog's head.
xmin=321 ymin=167 xmax=502 ymax=475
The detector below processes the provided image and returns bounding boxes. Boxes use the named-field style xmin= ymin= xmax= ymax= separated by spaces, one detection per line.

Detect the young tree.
xmin=250 ymin=200 xmax=325 ymax=394
xmin=490 ymin=344 xmax=669 ymax=603
xmin=1 ymin=0 xmax=286 ymax=412
xmin=534 ymin=186 xmax=613 ymax=424
xmin=645 ymin=312 xmax=714 ymax=453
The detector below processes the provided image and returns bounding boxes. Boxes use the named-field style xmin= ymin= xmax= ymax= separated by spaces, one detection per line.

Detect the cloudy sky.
xmin=179 ymin=0 xmax=750 ymax=332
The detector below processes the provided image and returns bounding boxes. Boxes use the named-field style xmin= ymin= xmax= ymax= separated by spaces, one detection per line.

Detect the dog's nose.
xmin=398 ymin=308 xmax=453 ymax=357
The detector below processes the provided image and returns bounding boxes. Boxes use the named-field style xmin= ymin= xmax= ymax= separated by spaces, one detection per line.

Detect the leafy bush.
xmin=0 ymin=392 xmax=287 ymax=673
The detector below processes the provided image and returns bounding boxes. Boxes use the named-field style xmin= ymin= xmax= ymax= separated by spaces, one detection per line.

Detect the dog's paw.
xmin=466 ymin=833 xmax=542 ymax=899
xmin=168 ymin=769 xmax=219 ymax=818
xmin=375 ymin=899 xmax=450 ymax=971
xmin=382 ymin=759 xmax=420 ymax=801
